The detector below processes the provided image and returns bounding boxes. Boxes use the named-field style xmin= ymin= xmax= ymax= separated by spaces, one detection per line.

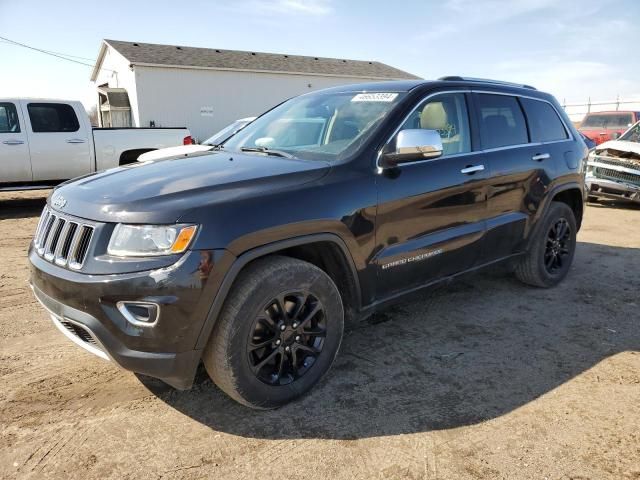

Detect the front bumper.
xmin=29 ymin=246 xmax=227 ymax=389
xmin=586 ymin=176 xmax=640 ymax=203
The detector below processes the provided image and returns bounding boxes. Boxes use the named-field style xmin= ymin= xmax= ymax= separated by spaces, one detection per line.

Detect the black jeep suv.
xmin=29 ymin=77 xmax=588 ymax=409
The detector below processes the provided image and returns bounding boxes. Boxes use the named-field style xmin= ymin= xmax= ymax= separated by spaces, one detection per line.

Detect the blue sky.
xmin=1 ymin=0 xmax=638 ymax=109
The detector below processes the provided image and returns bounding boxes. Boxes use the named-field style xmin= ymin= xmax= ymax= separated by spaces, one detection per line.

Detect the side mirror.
xmin=610 ymin=132 xmax=621 ymax=140
xmin=381 ymin=129 xmax=443 ymax=167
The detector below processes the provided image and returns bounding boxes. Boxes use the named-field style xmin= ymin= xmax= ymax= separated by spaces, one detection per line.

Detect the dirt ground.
xmin=1 ymin=190 xmax=638 ymax=480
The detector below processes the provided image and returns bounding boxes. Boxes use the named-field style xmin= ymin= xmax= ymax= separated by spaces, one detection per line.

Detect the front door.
xmin=375 ymin=92 xmax=489 ymax=300
xmin=22 ymin=101 xmax=91 ymax=181
xmin=0 ymin=101 xmax=32 ymax=183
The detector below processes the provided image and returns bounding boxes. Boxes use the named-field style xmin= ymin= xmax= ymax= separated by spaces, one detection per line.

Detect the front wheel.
xmin=203 ymin=256 xmax=344 ymax=409
xmin=515 ymin=201 xmax=577 ymax=288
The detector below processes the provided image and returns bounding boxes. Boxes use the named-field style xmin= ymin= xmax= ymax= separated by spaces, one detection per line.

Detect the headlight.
xmin=107 ymin=224 xmax=198 ymax=257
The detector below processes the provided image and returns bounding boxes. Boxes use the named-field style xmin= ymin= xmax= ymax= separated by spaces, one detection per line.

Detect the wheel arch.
xmin=550 ymin=185 xmax=584 ymax=231
xmin=194 ymin=233 xmax=362 ymax=350
xmin=535 ymin=182 xmax=585 ymax=230
xmin=119 ymin=148 xmax=155 ymax=165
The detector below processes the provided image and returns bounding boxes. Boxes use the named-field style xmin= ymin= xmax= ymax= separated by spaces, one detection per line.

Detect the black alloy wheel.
xmin=248 ymin=292 xmax=326 ymax=385
xmin=544 ymin=218 xmax=572 ymax=274
xmin=514 ymin=201 xmax=577 ymax=288
xmin=203 ymin=256 xmax=344 ymax=409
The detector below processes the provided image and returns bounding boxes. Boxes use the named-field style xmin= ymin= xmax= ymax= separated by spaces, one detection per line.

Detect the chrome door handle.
xmin=460 ymin=164 xmax=485 ymax=174
xmin=66 ymin=138 xmax=86 ymax=144
xmin=2 ymin=139 xmax=24 ymax=145
xmin=532 ymin=153 xmax=550 ymax=161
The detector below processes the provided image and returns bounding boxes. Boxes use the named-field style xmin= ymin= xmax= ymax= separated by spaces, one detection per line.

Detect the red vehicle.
xmin=579 ymin=111 xmax=640 ymax=145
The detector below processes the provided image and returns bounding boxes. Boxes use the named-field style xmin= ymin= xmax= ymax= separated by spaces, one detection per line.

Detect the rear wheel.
xmin=203 ymin=256 xmax=344 ymax=409
xmin=515 ymin=201 xmax=577 ymax=288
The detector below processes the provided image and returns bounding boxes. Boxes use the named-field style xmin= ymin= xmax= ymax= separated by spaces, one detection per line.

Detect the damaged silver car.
xmin=586 ymin=120 xmax=640 ymax=204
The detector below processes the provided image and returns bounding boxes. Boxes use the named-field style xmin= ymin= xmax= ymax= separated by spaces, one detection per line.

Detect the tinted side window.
xmin=27 ymin=103 xmax=79 ymax=133
xmin=476 ymin=94 xmax=528 ymax=149
xmin=399 ymin=93 xmax=471 ymax=156
xmin=0 ymin=103 xmax=20 ymax=133
xmin=520 ymin=98 xmax=568 ymax=142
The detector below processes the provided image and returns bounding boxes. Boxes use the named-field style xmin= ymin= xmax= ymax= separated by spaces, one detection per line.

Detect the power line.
xmin=0 ymin=38 xmax=96 ymax=61
xmin=0 ymin=35 xmax=113 ymax=71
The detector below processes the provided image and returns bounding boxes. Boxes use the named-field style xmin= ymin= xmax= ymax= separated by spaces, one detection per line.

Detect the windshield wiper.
xmin=240 ymin=146 xmax=295 ymax=158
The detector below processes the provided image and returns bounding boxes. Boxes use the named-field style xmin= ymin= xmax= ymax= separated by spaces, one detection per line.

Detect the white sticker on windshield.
xmin=351 ymin=93 xmax=398 ymax=102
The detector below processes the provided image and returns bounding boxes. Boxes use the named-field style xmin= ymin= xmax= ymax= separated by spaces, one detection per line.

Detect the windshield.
xmin=223 ymin=91 xmax=406 ymax=161
xmin=619 ymin=121 xmax=640 ymax=143
xmin=203 ymin=119 xmax=253 ymax=145
xmin=581 ymin=113 xmax=633 ymax=129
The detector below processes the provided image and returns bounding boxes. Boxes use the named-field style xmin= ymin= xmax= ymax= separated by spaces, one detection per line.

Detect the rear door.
xmin=375 ymin=91 xmax=489 ymax=300
xmin=0 ymin=101 xmax=32 ymax=183
xmin=474 ymin=92 xmax=564 ymax=262
xmin=22 ymin=101 xmax=91 ymax=181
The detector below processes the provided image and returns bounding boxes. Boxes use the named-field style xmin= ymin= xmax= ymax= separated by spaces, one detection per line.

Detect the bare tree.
xmin=86 ymin=106 xmax=99 ymax=127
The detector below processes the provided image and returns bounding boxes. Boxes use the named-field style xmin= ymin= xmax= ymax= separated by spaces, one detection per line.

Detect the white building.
xmin=90 ymin=39 xmax=419 ymax=141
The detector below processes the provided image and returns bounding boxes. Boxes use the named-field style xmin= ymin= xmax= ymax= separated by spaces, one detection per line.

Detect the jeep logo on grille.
xmin=52 ymin=195 xmax=67 ymax=209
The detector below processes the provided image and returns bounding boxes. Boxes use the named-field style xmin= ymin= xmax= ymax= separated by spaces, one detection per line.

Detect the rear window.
xmin=476 ymin=94 xmax=528 ymax=149
xmin=0 ymin=103 xmax=20 ymax=133
xmin=581 ymin=113 xmax=633 ymax=129
xmin=27 ymin=103 xmax=79 ymax=133
xmin=520 ymin=98 xmax=568 ymax=142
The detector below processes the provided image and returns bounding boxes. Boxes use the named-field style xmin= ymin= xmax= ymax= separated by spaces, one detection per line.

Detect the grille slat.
xmin=45 ymin=218 xmax=66 ymax=260
xmin=34 ymin=207 xmax=95 ymax=270
xmin=38 ymin=213 xmax=56 ymax=253
xmin=69 ymin=226 xmax=94 ymax=269
xmin=34 ymin=209 xmax=49 ymax=246
xmin=56 ymin=222 xmax=78 ymax=265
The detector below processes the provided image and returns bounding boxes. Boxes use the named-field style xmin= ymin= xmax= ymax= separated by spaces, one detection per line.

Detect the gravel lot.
xmin=1 ymin=190 xmax=639 ymax=480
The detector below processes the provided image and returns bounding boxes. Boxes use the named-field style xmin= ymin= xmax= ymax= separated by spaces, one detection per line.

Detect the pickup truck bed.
xmin=0 ymin=98 xmax=190 ymax=190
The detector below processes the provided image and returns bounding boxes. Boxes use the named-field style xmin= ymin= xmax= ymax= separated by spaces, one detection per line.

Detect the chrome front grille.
xmin=593 ymin=156 xmax=640 ymax=187
xmin=595 ymin=167 xmax=640 ymax=186
xmin=34 ymin=207 xmax=95 ymax=269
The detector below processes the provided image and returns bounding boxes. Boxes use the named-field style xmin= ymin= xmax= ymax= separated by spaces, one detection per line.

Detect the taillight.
xmin=183 ymin=135 xmax=193 ymax=145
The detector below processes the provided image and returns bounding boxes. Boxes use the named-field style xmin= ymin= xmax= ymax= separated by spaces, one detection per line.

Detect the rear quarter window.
xmin=520 ymin=98 xmax=568 ymax=142
xmin=475 ymin=94 xmax=528 ymax=149
xmin=27 ymin=103 xmax=80 ymax=133
xmin=0 ymin=103 xmax=20 ymax=133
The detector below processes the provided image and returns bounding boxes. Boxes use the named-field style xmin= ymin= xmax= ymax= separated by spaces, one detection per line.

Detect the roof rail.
xmin=438 ymin=76 xmax=537 ymax=90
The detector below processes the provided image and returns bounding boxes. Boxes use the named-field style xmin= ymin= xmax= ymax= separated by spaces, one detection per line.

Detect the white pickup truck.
xmin=0 ymin=99 xmax=191 ymax=191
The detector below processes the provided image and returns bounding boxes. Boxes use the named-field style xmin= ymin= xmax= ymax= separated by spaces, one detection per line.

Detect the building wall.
xmin=132 ymin=66 xmax=399 ymax=141
xmin=93 ymin=47 xmax=140 ymax=126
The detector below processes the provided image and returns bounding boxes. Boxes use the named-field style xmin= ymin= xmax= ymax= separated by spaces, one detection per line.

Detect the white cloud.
xmin=491 ymin=57 xmax=634 ymax=104
xmin=445 ymin=0 xmax=558 ymax=22
xmin=278 ymin=0 xmax=332 ymax=15
xmin=239 ymin=0 xmax=333 ymax=16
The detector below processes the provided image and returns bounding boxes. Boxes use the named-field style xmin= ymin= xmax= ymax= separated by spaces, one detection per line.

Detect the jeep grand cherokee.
xmin=29 ymin=77 xmax=588 ymax=409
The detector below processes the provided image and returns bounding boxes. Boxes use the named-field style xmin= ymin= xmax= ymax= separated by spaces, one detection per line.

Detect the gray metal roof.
xmin=103 ymin=39 xmax=420 ymax=80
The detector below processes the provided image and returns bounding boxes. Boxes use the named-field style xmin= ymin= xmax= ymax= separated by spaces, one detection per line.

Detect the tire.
xmin=515 ymin=201 xmax=577 ymax=288
xmin=203 ymin=255 xmax=344 ymax=409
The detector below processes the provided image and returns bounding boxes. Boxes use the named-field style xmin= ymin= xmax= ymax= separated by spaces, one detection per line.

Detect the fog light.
xmin=117 ymin=301 xmax=160 ymax=327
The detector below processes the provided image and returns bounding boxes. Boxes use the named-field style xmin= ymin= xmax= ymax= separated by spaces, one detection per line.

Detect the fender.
xmin=193 ymin=233 xmax=361 ymax=350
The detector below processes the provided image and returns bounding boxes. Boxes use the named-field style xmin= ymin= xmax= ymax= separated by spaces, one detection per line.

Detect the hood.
xmin=595 ymin=139 xmax=640 ymax=158
xmin=137 ymin=144 xmax=214 ymax=162
xmin=52 ymin=151 xmax=330 ymax=223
